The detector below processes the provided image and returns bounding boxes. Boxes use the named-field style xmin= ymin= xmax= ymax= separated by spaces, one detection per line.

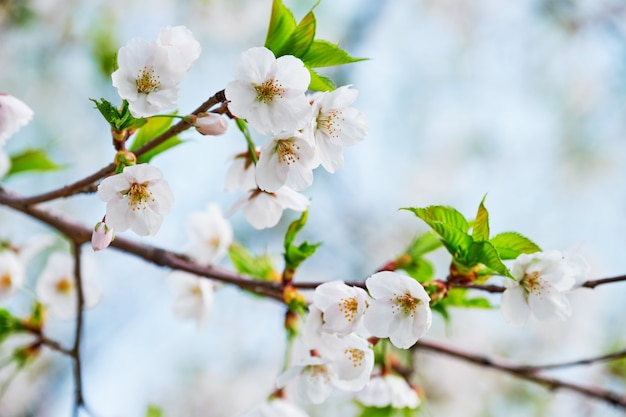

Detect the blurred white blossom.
xmin=0 ymin=93 xmax=33 ymax=144
xmin=186 ymin=204 xmax=232 ymax=265
xmin=0 ymin=250 xmax=25 ymax=300
xmin=36 ymin=252 xmax=100 ymax=319
xmin=224 ymin=150 xmax=257 ymax=193
xmin=169 ymin=270 xmax=215 ymax=328
xmin=356 ymin=374 xmax=420 ymax=409
xmin=227 ymin=186 xmax=308 ymax=229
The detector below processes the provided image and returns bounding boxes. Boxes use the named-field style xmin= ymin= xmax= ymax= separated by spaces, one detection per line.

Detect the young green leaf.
xmin=302 ymin=39 xmax=368 ymax=68
xmin=406 ymin=232 xmax=443 ymax=258
xmin=90 ymin=98 xmax=145 ymax=131
xmin=468 ymin=241 xmax=511 ymax=277
xmin=228 ymin=242 xmax=278 ymax=281
xmin=308 ymin=68 xmax=336 ymax=91
xmin=6 ymin=148 xmax=62 ymax=177
xmin=264 ymin=0 xmax=297 ymax=53
xmin=401 ymin=257 xmax=435 ymax=283
xmin=0 ymin=309 xmax=25 ymax=344
xmin=472 ymin=195 xmax=490 ymax=241
xmin=284 ymin=211 xmax=321 ymax=269
xmin=440 ymin=288 xmax=492 ymax=310
xmin=490 ymin=231 xmax=542 ymax=260
xmin=404 ymin=206 xmax=470 ymax=233
xmin=145 ymin=405 xmax=164 ymax=417
xmin=275 ymin=10 xmax=316 ymax=58
xmin=129 ymin=114 xmax=183 ymax=163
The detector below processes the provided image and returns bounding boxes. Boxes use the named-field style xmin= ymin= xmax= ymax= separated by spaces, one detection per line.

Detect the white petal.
xmin=500 ymin=285 xmax=530 ymax=326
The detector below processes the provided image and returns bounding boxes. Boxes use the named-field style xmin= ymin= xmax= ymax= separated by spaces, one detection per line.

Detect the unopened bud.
xmin=91 ymin=222 xmax=114 ymax=251
xmin=193 ymin=113 xmax=229 ymax=136
xmin=114 ymin=150 xmax=137 ymax=173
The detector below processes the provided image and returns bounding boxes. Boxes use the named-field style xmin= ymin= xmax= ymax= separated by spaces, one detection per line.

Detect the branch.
xmin=414 ymin=339 xmax=626 ymax=409
xmin=70 ymin=242 xmax=85 ymax=417
xmin=7 ymin=90 xmax=226 ymax=206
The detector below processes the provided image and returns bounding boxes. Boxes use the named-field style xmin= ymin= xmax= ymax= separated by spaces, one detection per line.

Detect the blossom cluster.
xmin=225 ymin=47 xmax=368 ymax=229
xmin=276 ymin=271 xmax=427 ymax=408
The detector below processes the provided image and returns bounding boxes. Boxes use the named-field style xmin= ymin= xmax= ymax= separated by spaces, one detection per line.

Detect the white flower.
xmin=0 ymin=250 xmax=25 ymax=300
xmin=304 ymin=86 xmax=367 ymax=173
xmin=224 ymin=150 xmax=257 ymax=193
xmin=169 ymin=270 xmax=214 ymax=328
xmin=156 ymin=25 xmax=201 ymax=73
xmin=256 ymin=132 xmax=317 ymax=192
xmin=97 ymin=164 xmax=174 ymax=236
xmin=226 ymin=47 xmax=311 ymax=135
xmin=363 ymin=271 xmax=432 ymax=349
xmin=186 ymin=204 xmax=233 ymax=265
xmin=312 ymin=281 xmax=369 ymax=336
xmin=36 ymin=252 xmax=100 ymax=319
xmin=0 ymin=93 xmax=33 ymax=144
xmin=501 ymin=250 xmax=579 ymax=326
xmin=227 ymin=186 xmax=308 ymax=229
xmin=356 ymin=374 xmax=420 ymax=409
xmin=277 ymin=331 xmax=374 ymax=403
xmin=91 ymin=222 xmax=114 ymax=251
xmin=193 ymin=113 xmax=229 ymax=136
xmin=238 ymin=399 xmax=311 ymax=417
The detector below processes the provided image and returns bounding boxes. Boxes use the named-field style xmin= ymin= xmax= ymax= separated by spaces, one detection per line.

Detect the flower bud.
xmin=91 ymin=222 xmax=114 ymax=251
xmin=193 ymin=113 xmax=228 ymax=136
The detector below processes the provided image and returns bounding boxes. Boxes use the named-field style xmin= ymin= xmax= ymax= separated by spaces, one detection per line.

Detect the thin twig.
xmin=510 ymin=348 xmax=626 ymax=373
xmin=414 ymin=339 xmax=626 ymax=409
xmin=71 ymin=241 xmax=85 ymax=417
xmin=8 ymin=90 xmax=226 ymax=206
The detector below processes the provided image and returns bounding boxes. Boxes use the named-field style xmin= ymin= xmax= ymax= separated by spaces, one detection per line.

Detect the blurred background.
xmin=1 ymin=0 xmax=626 ymax=416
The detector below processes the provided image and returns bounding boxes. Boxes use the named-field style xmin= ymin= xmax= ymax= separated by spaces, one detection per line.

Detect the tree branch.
xmin=7 ymin=90 xmax=226 ymax=206
xmin=414 ymin=339 xmax=626 ymax=409
xmin=70 ymin=242 xmax=85 ymax=417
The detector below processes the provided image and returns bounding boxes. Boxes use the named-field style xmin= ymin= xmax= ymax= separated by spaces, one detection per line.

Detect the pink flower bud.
xmin=91 ymin=222 xmax=114 ymax=251
xmin=193 ymin=113 xmax=228 ymax=136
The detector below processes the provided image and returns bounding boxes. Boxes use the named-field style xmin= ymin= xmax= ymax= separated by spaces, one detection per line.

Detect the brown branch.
xmin=511 ymin=348 xmax=626 ymax=373
xmin=8 ymin=90 xmax=226 ymax=206
xmin=70 ymin=242 xmax=85 ymax=417
xmin=0 ymin=188 xmax=283 ymax=301
xmin=414 ymin=339 xmax=626 ymax=409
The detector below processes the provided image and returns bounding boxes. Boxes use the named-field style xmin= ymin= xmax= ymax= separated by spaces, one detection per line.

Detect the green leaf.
xmin=472 ymin=195 xmax=490 ymax=241
xmin=284 ymin=211 xmax=321 ymax=269
xmin=441 ymin=288 xmax=492 ymax=310
xmin=129 ymin=115 xmax=183 ymax=163
xmin=468 ymin=241 xmax=511 ymax=277
xmin=490 ymin=231 xmax=542 ymax=260
xmin=308 ymin=68 xmax=336 ymax=91
xmin=404 ymin=206 xmax=473 ymax=260
xmin=228 ymin=243 xmax=278 ymax=281
xmin=90 ymin=98 xmax=144 ymax=131
xmin=357 ymin=405 xmax=420 ymax=417
xmin=275 ymin=10 xmax=316 ymax=58
xmin=264 ymin=0 xmax=297 ymax=53
xmin=0 ymin=309 xmax=25 ymax=344
xmin=406 ymin=232 xmax=443 ymax=258
xmin=401 ymin=257 xmax=435 ymax=282
xmin=145 ymin=405 xmax=164 ymax=417
xmin=6 ymin=149 xmax=62 ymax=177
xmin=404 ymin=206 xmax=470 ymax=233
xmin=302 ymin=39 xmax=368 ymax=67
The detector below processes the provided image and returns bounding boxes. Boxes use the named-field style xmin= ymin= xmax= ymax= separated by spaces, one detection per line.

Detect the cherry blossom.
xmin=256 ymin=131 xmax=317 ymax=192
xmin=224 ymin=150 xmax=257 ymax=193
xmin=36 ymin=252 xmax=101 ymax=319
xmin=185 ymin=204 xmax=233 ymax=265
xmin=91 ymin=222 xmax=114 ymax=251
xmin=304 ymin=86 xmax=367 ymax=173
xmin=363 ymin=271 xmax=432 ymax=349
xmin=0 ymin=93 xmax=33 ymax=144
xmin=97 ymin=164 xmax=174 ymax=236
xmin=238 ymin=398 xmax=311 ymax=417
xmin=276 ymin=331 xmax=374 ymax=403
xmin=169 ymin=270 xmax=215 ymax=328
xmin=501 ymin=250 xmax=581 ymax=326
xmin=312 ymin=281 xmax=370 ymax=336
xmin=156 ymin=25 xmax=201 ymax=73
xmin=0 ymin=250 xmax=25 ymax=300
xmin=356 ymin=374 xmax=420 ymax=409
xmin=227 ymin=186 xmax=308 ymax=229
xmin=225 ymin=46 xmax=311 ymax=135
xmin=193 ymin=113 xmax=229 ymax=136
xmin=112 ymin=26 xmax=200 ymax=118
